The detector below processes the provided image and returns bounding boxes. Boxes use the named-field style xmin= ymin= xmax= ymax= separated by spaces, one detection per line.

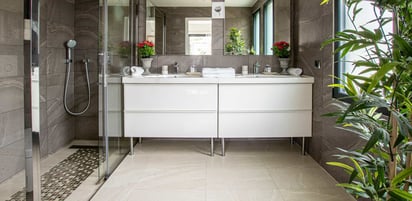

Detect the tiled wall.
xmin=73 ymin=0 xmax=99 ymax=140
xmin=0 ymin=0 xmax=25 ymax=184
xmin=295 ymin=0 xmax=363 ymax=182
xmin=40 ymin=0 xmax=76 ymax=156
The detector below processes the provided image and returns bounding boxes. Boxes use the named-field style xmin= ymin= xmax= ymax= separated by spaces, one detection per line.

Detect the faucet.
xmin=254 ymin=61 xmax=260 ymax=74
xmin=174 ymin=62 xmax=179 ymax=74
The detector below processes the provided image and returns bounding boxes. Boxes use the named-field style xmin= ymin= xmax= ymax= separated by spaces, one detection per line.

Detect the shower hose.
xmin=63 ymin=58 xmax=91 ymax=116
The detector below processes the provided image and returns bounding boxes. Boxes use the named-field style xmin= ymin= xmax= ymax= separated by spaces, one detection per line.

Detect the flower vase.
xmin=141 ymin=58 xmax=153 ymax=75
xmin=278 ymin=58 xmax=290 ymax=75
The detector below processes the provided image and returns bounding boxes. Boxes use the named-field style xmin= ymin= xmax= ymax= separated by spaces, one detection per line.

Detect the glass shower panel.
xmin=98 ymin=0 xmax=132 ymax=179
xmin=0 ymin=0 xmax=41 ymax=200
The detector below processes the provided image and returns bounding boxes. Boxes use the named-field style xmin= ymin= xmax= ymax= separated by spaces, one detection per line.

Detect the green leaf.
xmin=367 ymin=62 xmax=398 ymax=93
xmin=350 ymin=158 xmax=365 ymax=182
xmin=391 ymin=167 xmax=412 ymax=187
xmin=337 ymin=183 xmax=366 ymax=193
xmin=362 ymin=128 xmax=382 ymax=153
xmin=327 ymin=162 xmax=355 ymax=172
xmin=389 ymin=189 xmax=412 ymax=200
xmin=320 ymin=0 xmax=329 ymax=5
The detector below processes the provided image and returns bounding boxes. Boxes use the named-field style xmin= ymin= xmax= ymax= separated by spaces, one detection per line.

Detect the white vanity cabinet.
xmin=218 ymin=83 xmax=312 ymax=138
xmin=122 ymin=75 xmax=314 ymax=155
xmin=123 ymin=83 xmax=218 ymax=138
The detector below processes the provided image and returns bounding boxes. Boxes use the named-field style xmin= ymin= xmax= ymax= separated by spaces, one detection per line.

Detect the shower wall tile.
xmin=0 ymin=109 xmax=24 ymax=149
xmin=0 ymin=78 xmax=24 ymax=114
xmin=46 ymin=48 xmax=67 ymax=74
xmin=47 ymin=0 xmax=75 ymax=27
xmin=75 ymin=0 xmax=99 ymax=27
xmin=47 ymin=117 xmax=75 ymax=154
xmin=75 ymin=116 xmax=99 ymax=140
xmin=75 ymin=27 xmax=99 ymax=50
xmin=0 ymin=0 xmax=23 ymax=13
xmin=74 ymin=0 xmax=99 ymax=140
xmin=0 ymin=139 xmax=25 ymax=183
xmin=0 ymin=9 xmax=23 ymax=46
xmin=0 ymin=45 xmax=24 ymax=78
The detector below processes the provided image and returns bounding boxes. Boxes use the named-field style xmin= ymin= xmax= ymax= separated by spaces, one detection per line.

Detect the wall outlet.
xmin=314 ymin=60 xmax=321 ymax=69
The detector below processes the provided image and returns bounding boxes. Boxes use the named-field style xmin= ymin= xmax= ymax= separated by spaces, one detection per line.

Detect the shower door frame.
xmin=99 ymin=0 xmax=137 ymax=179
xmin=24 ymin=0 xmax=41 ymax=200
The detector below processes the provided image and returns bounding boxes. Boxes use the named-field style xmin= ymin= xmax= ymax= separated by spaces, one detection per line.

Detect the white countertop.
xmin=122 ymin=74 xmax=314 ymax=84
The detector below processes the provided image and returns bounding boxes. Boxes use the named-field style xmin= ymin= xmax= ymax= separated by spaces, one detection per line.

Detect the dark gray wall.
xmin=40 ymin=0 xmax=76 ymax=157
xmin=296 ymin=0 xmax=363 ymax=182
xmin=0 ymin=0 xmax=25 ymax=184
xmin=74 ymin=0 xmax=99 ymax=140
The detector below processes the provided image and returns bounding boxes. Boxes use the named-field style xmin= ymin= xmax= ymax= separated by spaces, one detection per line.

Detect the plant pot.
xmin=278 ymin=58 xmax=290 ymax=75
xmin=141 ymin=57 xmax=153 ymax=75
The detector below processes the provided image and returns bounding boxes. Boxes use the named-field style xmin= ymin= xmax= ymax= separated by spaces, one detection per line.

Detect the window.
xmin=263 ymin=0 xmax=273 ymax=55
xmin=253 ymin=11 xmax=260 ymax=55
xmin=334 ymin=0 xmax=393 ymax=97
xmin=185 ymin=18 xmax=212 ymax=55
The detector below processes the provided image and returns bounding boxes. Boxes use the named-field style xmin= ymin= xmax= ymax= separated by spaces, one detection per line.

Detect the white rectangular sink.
xmin=143 ymin=74 xmax=198 ymax=78
xmin=235 ymin=74 xmax=292 ymax=78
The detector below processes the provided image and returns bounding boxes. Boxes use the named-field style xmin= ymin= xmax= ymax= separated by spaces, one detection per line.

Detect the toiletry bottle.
xmin=265 ymin=64 xmax=271 ymax=73
xmin=254 ymin=61 xmax=260 ymax=74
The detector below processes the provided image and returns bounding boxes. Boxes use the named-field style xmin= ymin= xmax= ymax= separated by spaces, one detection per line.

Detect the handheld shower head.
xmin=66 ymin=39 xmax=77 ymax=48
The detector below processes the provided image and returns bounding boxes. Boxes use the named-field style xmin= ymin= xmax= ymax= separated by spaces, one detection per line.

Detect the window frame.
xmin=333 ymin=0 xmax=347 ymax=99
xmin=253 ymin=10 xmax=260 ymax=55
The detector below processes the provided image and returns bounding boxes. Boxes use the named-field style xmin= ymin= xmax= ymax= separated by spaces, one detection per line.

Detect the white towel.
xmin=202 ymin=67 xmax=235 ymax=77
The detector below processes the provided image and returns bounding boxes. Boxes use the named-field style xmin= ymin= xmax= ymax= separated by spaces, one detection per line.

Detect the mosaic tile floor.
xmin=7 ymin=148 xmax=101 ymax=201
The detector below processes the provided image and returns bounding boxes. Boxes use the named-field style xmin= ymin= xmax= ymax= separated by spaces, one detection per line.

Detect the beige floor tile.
xmin=92 ymin=140 xmax=355 ymax=201
xmin=269 ymin=166 xmax=338 ymax=190
xmin=206 ymin=167 xmax=276 ymax=190
xmin=132 ymin=166 xmax=207 ymax=190
xmin=207 ymin=189 xmax=285 ymax=201
xmin=126 ymin=189 xmax=206 ymax=201
xmin=279 ymin=187 xmax=356 ymax=201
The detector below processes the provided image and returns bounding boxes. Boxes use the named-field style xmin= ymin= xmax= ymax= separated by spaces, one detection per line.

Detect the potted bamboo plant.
xmin=321 ymin=0 xmax=412 ymax=200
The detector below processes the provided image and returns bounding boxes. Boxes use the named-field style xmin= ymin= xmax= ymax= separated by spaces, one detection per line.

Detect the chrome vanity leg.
xmin=130 ymin=137 xmax=134 ymax=155
xmin=290 ymin=137 xmax=294 ymax=145
xmin=221 ymin=138 xmax=225 ymax=156
xmin=138 ymin=137 xmax=142 ymax=144
xmin=210 ymin=138 xmax=214 ymax=156
xmin=302 ymin=137 xmax=306 ymax=155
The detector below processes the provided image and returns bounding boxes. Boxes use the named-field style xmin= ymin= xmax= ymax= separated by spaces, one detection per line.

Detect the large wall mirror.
xmin=145 ymin=0 xmax=291 ymax=56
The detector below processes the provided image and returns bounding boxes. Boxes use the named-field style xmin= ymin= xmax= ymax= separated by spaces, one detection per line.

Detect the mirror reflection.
xmin=146 ymin=0 xmax=290 ymax=56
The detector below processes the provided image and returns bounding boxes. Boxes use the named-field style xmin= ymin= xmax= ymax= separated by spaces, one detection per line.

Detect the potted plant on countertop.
xmin=137 ymin=40 xmax=155 ymax=75
xmin=225 ymin=27 xmax=246 ymax=55
xmin=321 ymin=0 xmax=412 ymax=200
xmin=272 ymin=41 xmax=290 ymax=74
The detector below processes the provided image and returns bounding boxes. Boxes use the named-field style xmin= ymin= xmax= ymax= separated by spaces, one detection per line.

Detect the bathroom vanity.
xmin=122 ymin=74 xmax=314 ymax=156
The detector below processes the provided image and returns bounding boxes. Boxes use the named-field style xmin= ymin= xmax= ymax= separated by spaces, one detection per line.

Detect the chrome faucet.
xmin=174 ymin=62 xmax=179 ymax=74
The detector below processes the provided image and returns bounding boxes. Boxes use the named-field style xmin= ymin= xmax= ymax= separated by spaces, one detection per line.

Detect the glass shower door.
xmin=98 ymin=0 xmax=134 ymax=179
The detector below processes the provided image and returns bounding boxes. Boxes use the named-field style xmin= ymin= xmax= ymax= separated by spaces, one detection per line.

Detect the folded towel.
xmin=287 ymin=68 xmax=303 ymax=76
xmin=202 ymin=67 xmax=235 ymax=77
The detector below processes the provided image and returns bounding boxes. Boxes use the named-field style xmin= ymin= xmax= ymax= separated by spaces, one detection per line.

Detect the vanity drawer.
xmin=219 ymin=84 xmax=312 ymax=111
xmin=219 ymin=111 xmax=312 ymax=138
xmin=124 ymin=84 xmax=217 ymax=111
xmin=124 ymin=112 xmax=217 ymax=138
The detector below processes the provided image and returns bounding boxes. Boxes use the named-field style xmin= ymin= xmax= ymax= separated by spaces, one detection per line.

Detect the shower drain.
xmin=6 ymin=148 xmax=103 ymax=201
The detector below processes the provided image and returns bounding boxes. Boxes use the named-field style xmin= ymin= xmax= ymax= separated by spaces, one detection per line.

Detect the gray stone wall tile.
xmin=0 ymin=109 xmax=24 ymax=149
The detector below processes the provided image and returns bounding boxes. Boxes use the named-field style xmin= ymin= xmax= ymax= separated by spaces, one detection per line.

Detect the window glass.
xmin=185 ymin=18 xmax=212 ymax=55
xmin=253 ymin=11 xmax=260 ymax=55
xmin=264 ymin=0 xmax=273 ymax=55
xmin=335 ymin=0 xmax=393 ymax=96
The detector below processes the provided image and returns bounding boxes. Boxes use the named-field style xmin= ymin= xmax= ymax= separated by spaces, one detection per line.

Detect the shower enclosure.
xmin=98 ymin=0 xmax=136 ymax=179
xmin=0 ymin=0 xmax=137 ymax=200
